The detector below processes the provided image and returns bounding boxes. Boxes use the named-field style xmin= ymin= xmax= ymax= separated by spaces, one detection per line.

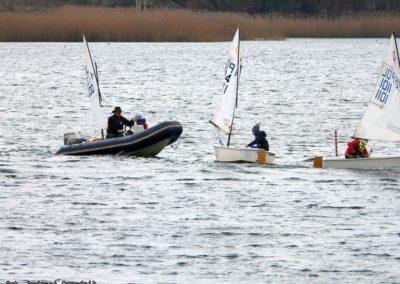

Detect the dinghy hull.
xmin=56 ymin=121 xmax=182 ymax=156
xmin=313 ymin=155 xmax=400 ymax=169
xmin=214 ymin=146 xmax=275 ymax=164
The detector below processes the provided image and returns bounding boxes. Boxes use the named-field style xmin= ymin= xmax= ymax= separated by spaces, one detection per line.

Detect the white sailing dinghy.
xmin=209 ymin=27 xmax=276 ymax=164
xmin=314 ymin=33 xmax=400 ymax=169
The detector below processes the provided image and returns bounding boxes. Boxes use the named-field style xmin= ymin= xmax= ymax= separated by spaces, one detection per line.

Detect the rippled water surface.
xmin=1 ymin=39 xmax=400 ymax=283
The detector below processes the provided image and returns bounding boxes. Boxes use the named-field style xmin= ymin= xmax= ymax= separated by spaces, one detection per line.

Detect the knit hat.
xmin=134 ymin=112 xmax=143 ymax=120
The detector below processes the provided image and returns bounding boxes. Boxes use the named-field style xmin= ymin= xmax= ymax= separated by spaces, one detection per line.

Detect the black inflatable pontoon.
xmin=56 ymin=121 xmax=182 ymax=156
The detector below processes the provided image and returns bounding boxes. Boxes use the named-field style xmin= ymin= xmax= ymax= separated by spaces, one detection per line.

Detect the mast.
xmin=84 ymin=36 xmax=102 ymax=108
xmin=95 ymin=62 xmax=102 ymax=107
xmin=394 ymin=32 xmax=400 ymax=68
xmin=227 ymin=27 xmax=240 ymax=147
xmin=83 ymin=35 xmax=105 ymax=138
xmin=94 ymin=61 xmax=104 ymax=139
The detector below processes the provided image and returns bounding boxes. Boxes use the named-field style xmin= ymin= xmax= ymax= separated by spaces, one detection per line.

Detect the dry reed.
xmin=0 ymin=6 xmax=399 ymax=41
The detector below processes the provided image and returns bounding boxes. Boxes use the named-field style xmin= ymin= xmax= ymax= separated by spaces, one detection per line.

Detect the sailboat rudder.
xmin=257 ymin=150 xmax=266 ymax=164
xmin=313 ymin=156 xmax=323 ymax=168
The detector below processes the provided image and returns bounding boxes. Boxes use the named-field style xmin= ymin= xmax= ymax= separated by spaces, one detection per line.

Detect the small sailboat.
xmin=56 ymin=36 xmax=182 ymax=156
xmin=314 ymin=33 xmax=400 ymax=169
xmin=209 ymin=27 xmax=276 ymax=164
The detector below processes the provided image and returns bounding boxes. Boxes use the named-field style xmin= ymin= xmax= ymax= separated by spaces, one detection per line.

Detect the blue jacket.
xmin=136 ymin=117 xmax=146 ymax=125
xmin=248 ymin=130 xmax=269 ymax=151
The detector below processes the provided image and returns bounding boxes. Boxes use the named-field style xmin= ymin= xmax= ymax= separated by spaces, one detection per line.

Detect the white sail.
xmin=210 ymin=28 xmax=241 ymax=134
xmin=83 ymin=35 xmax=106 ymax=130
xmin=354 ymin=34 xmax=400 ymax=141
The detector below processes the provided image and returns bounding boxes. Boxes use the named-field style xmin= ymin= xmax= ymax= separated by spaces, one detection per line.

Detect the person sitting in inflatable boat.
xmin=106 ymin=106 xmax=135 ymax=139
xmin=133 ymin=113 xmax=149 ymax=130
xmin=245 ymin=124 xmax=269 ymax=151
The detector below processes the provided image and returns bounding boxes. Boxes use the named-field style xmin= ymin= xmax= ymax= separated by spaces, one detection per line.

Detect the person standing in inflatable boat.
xmin=106 ymin=106 xmax=135 ymax=139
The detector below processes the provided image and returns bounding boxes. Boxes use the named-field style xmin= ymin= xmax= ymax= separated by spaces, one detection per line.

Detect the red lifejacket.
xmin=345 ymin=139 xmax=369 ymax=158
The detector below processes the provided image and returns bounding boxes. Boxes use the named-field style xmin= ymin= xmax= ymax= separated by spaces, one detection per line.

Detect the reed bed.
xmin=0 ymin=6 xmax=399 ymax=41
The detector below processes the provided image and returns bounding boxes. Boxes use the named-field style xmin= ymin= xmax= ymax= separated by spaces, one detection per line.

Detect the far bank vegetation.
xmin=0 ymin=6 xmax=399 ymax=41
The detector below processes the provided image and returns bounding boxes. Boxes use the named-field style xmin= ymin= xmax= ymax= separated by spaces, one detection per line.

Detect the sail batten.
xmin=83 ymin=35 xmax=106 ymax=130
xmin=353 ymin=34 xmax=400 ymax=141
xmin=210 ymin=28 xmax=241 ymax=137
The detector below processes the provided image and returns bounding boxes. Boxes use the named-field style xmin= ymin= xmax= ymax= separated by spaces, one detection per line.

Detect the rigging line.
xmin=218 ymin=129 xmax=224 ymax=146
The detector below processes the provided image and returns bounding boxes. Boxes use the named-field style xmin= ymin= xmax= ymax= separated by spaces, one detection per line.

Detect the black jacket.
xmin=248 ymin=130 xmax=269 ymax=151
xmin=107 ymin=115 xmax=134 ymax=136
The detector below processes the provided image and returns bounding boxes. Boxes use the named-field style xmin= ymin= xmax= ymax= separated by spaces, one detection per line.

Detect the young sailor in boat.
xmin=345 ymin=137 xmax=369 ymax=159
xmin=133 ymin=113 xmax=149 ymax=130
xmin=106 ymin=106 xmax=135 ymax=139
xmin=245 ymin=124 xmax=269 ymax=151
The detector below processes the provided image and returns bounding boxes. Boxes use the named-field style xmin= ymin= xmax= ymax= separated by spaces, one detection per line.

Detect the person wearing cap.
xmin=245 ymin=124 xmax=269 ymax=151
xmin=345 ymin=137 xmax=369 ymax=159
xmin=133 ymin=112 xmax=149 ymax=130
xmin=106 ymin=106 xmax=135 ymax=139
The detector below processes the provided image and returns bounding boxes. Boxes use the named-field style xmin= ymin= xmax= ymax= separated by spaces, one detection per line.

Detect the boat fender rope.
xmin=369 ymin=143 xmax=375 ymax=155
xmin=170 ymin=137 xmax=182 ymax=151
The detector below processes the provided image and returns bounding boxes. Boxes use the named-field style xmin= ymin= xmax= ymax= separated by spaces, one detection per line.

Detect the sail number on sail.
xmin=85 ymin=66 xmax=96 ymax=98
xmin=223 ymin=60 xmax=237 ymax=94
xmin=373 ymin=66 xmax=400 ymax=106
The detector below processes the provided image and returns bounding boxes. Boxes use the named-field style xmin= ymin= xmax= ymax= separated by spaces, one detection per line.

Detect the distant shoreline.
xmin=0 ymin=6 xmax=399 ymax=42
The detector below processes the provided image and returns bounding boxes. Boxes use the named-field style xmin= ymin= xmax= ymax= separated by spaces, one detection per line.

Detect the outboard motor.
xmin=63 ymin=132 xmax=86 ymax=145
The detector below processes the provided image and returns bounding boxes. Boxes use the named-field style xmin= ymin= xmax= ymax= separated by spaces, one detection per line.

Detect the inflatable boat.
xmin=56 ymin=121 xmax=182 ymax=156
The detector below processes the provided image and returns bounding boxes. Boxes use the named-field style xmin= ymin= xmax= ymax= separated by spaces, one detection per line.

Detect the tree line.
xmin=1 ymin=0 xmax=400 ymax=14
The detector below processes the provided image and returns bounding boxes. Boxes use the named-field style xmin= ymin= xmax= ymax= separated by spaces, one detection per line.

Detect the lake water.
xmin=0 ymin=39 xmax=399 ymax=283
